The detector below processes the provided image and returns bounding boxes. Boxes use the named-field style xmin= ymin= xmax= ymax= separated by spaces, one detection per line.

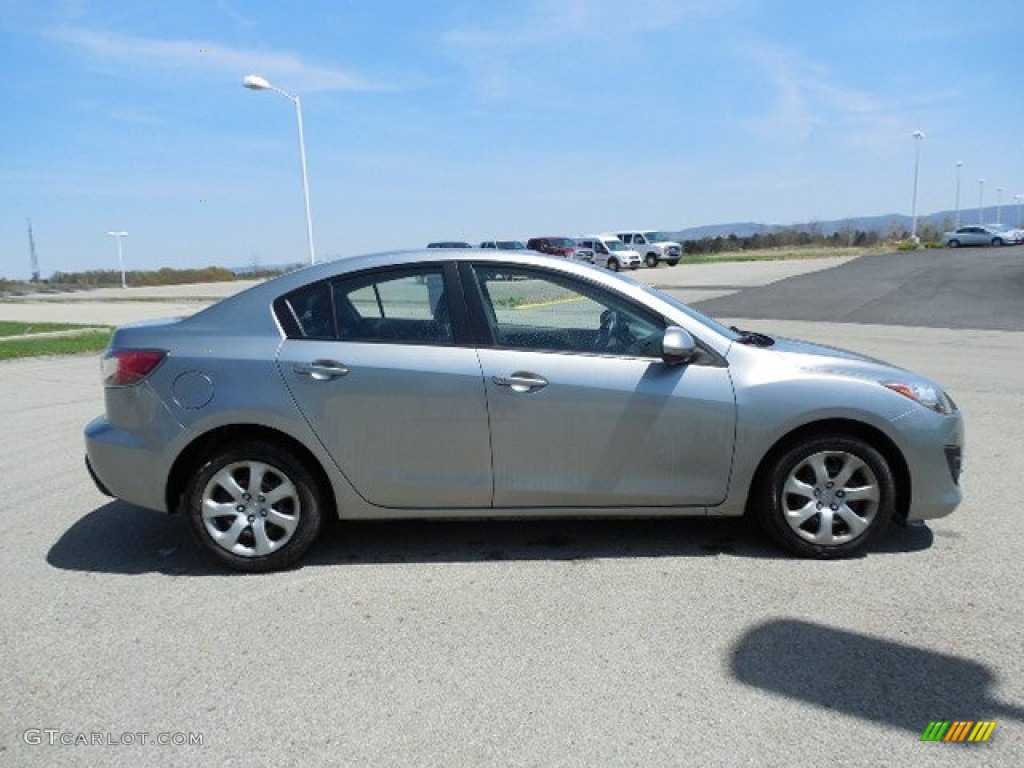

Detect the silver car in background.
xmin=85 ymin=249 xmax=964 ymax=571
xmin=942 ymin=225 xmax=1018 ymax=247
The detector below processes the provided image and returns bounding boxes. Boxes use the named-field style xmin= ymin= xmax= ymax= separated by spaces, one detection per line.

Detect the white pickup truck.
xmin=616 ymin=231 xmax=684 ymax=268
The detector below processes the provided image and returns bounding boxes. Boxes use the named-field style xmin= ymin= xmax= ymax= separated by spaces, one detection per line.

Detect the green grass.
xmin=0 ymin=321 xmax=101 ymax=337
xmin=0 ymin=330 xmax=112 ymax=361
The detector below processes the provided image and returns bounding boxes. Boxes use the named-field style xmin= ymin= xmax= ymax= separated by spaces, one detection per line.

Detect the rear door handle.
xmin=293 ymin=360 xmax=350 ymax=381
xmin=492 ymin=372 xmax=548 ymax=393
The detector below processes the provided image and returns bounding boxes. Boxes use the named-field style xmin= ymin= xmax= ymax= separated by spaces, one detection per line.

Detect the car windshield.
xmin=605 ymin=240 xmax=628 ymax=252
xmin=497 ymin=241 xmax=527 ymax=250
xmin=643 ymin=232 xmax=673 ymax=242
xmin=625 ymin=279 xmax=740 ymax=340
xmin=550 ymin=238 xmax=575 ymax=247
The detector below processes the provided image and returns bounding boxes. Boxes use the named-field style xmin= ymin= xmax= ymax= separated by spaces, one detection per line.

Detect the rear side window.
xmin=334 ymin=267 xmax=454 ymax=345
xmin=283 ymin=281 xmax=336 ymax=339
xmin=279 ymin=266 xmax=454 ymax=345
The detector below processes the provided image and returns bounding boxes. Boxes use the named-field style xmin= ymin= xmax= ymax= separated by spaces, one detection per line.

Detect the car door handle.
xmin=492 ymin=372 xmax=548 ymax=393
xmin=293 ymin=360 xmax=350 ymax=380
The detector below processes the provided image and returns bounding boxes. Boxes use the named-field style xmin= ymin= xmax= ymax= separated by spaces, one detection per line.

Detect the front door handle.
xmin=492 ymin=372 xmax=548 ymax=393
xmin=293 ymin=360 xmax=350 ymax=381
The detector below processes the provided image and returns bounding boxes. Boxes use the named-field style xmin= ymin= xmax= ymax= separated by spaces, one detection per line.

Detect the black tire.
xmin=185 ymin=441 xmax=324 ymax=572
xmin=754 ymin=434 xmax=894 ymax=558
xmin=645 ymin=253 xmax=659 ymax=268
xmin=992 ymin=237 xmax=1004 ymax=247
xmin=607 ymin=258 xmax=620 ymax=272
xmin=667 ymin=259 xmax=680 ymax=267
xmin=947 ymin=239 xmax=960 ymax=248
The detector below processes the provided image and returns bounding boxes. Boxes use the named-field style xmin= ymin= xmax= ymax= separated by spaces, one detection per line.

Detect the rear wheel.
xmin=645 ymin=253 xmax=659 ymax=268
xmin=992 ymin=237 xmax=1004 ymax=247
xmin=947 ymin=239 xmax=960 ymax=248
xmin=755 ymin=434 xmax=894 ymax=558
xmin=185 ymin=441 xmax=324 ymax=572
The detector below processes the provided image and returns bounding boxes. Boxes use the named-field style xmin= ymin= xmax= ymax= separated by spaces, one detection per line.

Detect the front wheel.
xmin=645 ymin=253 xmax=659 ymax=268
xmin=667 ymin=259 xmax=680 ymax=267
xmin=606 ymin=258 xmax=620 ymax=272
xmin=185 ymin=441 xmax=324 ymax=572
xmin=992 ymin=237 xmax=1004 ymax=247
xmin=754 ymin=434 xmax=894 ymax=558
xmin=947 ymin=239 xmax=960 ymax=248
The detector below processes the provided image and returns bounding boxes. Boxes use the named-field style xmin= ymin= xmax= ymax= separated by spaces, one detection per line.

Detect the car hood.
xmin=760 ymin=335 xmax=941 ymax=389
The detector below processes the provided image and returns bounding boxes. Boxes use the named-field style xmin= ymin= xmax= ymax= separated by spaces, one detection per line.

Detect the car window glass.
xmin=472 ymin=265 xmax=663 ymax=357
xmin=284 ymin=281 xmax=336 ymax=339
xmin=332 ymin=267 xmax=453 ymax=345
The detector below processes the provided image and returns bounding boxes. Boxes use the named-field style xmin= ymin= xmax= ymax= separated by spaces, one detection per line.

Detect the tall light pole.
xmin=996 ymin=187 xmax=1004 ymax=225
xmin=106 ymin=231 xmax=128 ymax=289
xmin=243 ymin=75 xmax=316 ymax=265
xmin=977 ymin=179 xmax=985 ymax=225
xmin=954 ymin=161 xmax=963 ymax=228
xmin=910 ymin=130 xmax=926 ymax=242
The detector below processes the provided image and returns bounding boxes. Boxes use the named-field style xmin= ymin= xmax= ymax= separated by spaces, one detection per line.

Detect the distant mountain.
xmin=672 ymin=206 xmax=1020 ymax=241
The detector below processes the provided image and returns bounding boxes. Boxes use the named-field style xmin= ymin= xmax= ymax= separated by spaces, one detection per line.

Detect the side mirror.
xmin=661 ymin=326 xmax=697 ymax=365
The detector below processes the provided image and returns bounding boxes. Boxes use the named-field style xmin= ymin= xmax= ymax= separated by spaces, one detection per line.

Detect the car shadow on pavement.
xmin=49 ymin=501 xmax=935 ymax=575
xmin=731 ymin=618 xmax=1024 ymax=735
xmin=47 ymin=501 xmax=218 ymax=576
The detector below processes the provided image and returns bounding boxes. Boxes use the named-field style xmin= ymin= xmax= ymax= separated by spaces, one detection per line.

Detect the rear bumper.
xmin=84 ymin=415 xmax=172 ymax=513
xmin=85 ymin=454 xmax=113 ymax=497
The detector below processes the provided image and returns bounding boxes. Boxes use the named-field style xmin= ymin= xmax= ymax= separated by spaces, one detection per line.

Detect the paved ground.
xmin=2 ymin=251 xmax=1022 ymax=767
xmin=691 ymin=245 xmax=1024 ymax=331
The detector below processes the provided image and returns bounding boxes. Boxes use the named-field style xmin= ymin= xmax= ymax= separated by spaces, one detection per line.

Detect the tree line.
xmin=681 ymin=220 xmax=953 ymax=255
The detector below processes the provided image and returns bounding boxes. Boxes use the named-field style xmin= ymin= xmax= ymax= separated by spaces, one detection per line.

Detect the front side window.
xmin=471 ymin=265 xmax=664 ymax=356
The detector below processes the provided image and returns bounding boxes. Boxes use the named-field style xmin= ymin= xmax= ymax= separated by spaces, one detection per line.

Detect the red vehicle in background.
xmin=527 ymin=236 xmax=595 ymax=263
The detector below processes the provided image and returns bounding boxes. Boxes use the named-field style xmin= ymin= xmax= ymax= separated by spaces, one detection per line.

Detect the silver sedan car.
xmin=942 ymin=225 xmax=1017 ymax=247
xmin=85 ymin=250 xmax=964 ymax=571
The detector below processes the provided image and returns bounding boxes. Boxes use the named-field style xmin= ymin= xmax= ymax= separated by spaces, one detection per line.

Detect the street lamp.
xmin=909 ymin=130 xmax=925 ymax=242
xmin=977 ymin=179 xmax=985 ymax=225
xmin=954 ymin=161 xmax=963 ymax=228
xmin=243 ymin=74 xmax=316 ymax=265
xmin=106 ymin=231 xmax=128 ymax=289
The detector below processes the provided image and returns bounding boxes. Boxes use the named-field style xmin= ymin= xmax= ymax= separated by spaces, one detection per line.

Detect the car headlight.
xmin=882 ymin=381 xmax=957 ymax=414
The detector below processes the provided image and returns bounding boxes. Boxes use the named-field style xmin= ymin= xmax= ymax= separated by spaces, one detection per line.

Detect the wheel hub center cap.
xmin=815 ymin=483 xmax=845 ymax=510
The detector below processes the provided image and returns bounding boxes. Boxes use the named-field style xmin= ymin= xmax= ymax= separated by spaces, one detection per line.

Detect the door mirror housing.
xmin=661 ymin=326 xmax=697 ymax=365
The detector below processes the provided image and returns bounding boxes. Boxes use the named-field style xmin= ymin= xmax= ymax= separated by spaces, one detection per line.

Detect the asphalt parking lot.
xmin=2 ymin=249 xmax=1022 ymax=767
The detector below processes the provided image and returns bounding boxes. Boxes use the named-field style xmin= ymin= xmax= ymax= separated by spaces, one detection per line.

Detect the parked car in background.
xmin=527 ymin=236 xmax=595 ymax=263
xmin=941 ymin=226 xmax=1016 ymax=248
xmin=616 ymin=231 xmax=684 ymax=267
xmin=1003 ymin=227 xmax=1024 ymax=244
xmin=84 ymin=248 xmax=964 ymax=571
xmin=480 ymin=240 xmax=529 ymax=251
xmin=576 ymin=235 xmax=642 ymax=271
xmin=427 ymin=241 xmax=472 ymax=249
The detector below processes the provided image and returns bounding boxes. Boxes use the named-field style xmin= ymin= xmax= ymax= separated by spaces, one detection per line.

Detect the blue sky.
xmin=2 ymin=0 xmax=1022 ymax=278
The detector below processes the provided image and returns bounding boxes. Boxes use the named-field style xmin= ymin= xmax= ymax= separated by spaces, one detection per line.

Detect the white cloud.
xmin=442 ymin=0 xmax=745 ymax=100
xmin=742 ymin=44 xmax=899 ymax=148
xmin=52 ymin=27 xmax=385 ymax=93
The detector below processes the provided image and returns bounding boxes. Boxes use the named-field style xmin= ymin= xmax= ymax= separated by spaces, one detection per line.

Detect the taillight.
xmin=102 ymin=349 xmax=167 ymax=386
